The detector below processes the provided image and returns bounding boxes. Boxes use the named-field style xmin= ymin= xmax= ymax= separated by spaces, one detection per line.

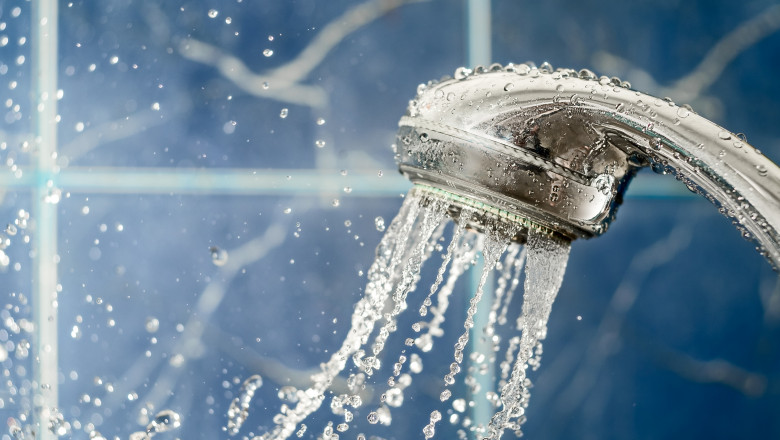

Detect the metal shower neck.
xmin=395 ymin=63 xmax=780 ymax=269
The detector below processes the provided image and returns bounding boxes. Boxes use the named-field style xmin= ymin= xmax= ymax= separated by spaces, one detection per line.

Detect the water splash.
xmin=227 ymin=374 xmax=263 ymax=435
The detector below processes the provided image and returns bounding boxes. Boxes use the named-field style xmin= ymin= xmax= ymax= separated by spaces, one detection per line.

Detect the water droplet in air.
xmin=439 ymin=389 xmax=451 ymax=401
xmin=315 ymin=139 xmax=326 ymax=148
xmin=316 ymin=118 xmax=326 ymax=125
xmin=207 ymin=9 xmax=218 ymax=18
xmin=146 ymin=409 xmax=181 ymax=435
xmin=452 ymin=398 xmax=466 ymax=412
xmin=367 ymin=412 xmax=379 ymax=424
xmin=145 ymin=317 xmax=160 ymax=333
xmin=210 ymin=246 xmax=229 ymax=266
xmin=374 ymin=216 xmax=386 ymax=232
xmin=262 ymin=49 xmax=273 ymax=57
xmin=283 ymin=207 xmax=292 ymax=214
xmin=279 ymin=108 xmax=288 ymax=118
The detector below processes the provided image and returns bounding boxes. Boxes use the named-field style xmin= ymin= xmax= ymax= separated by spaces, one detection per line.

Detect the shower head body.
xmin=395 ymin=63 xmax=780 ymax=268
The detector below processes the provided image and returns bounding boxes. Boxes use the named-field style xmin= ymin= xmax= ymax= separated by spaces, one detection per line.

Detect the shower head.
xmin=395 ymin=63 xmax=780 ymax=268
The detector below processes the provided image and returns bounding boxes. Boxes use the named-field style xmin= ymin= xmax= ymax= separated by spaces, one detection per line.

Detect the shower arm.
xmin=395 ymin=64 xmax=780 ymax=269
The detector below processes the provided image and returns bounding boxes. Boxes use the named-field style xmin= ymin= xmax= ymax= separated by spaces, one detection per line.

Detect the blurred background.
xmin=0 ymin=0 xmax=779 ymax=439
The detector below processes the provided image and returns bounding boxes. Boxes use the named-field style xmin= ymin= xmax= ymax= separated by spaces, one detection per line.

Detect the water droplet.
xmin=503 ymin=83 xmax=515 ymax=92
xmin=146 ymin=409 xmax=181 ymax=435
xmin=262 ymin=82 xmax=270 ymax=90
xmin=145 ymin=317 xmax=160 ymax=333
xmin=315 ymin=139 xmax=326 ymax=148
xmin=210 ymin=246 xmax=229 ymax=266
xmin=262 ymin=49 xmax=273 ymax=57
xmin=374 ymin=216 xmax=386 ymax=232
xmin=452 ymin=398 xmax=466 ymax=412
xmin=446 ymin=92 xmax=455 ymax=101
xmin=439 ymin=389 xmax=451 ymax=401
xmin=283 ymin=207 xmax=292 ymax=214
xmin=316 ymin=118 xmax=326 ymax=125
xmin=296 ymin=424 xmax=307 ymax=437
xmin=718 ymin=130 xmax=732 ymax=140
xmin=756 ymin=164 xmax=768 ymax=176
xmin=676 ymin=107 xmax=690 ymax=118
xmin=207 ymin=9 xmax=218 ymax=18
xmin=453 ymin=67 xmax=473 ymax=80
xmin=615 ymin=102 xmax=625 ymax=113
xmin=367 ymin=412 xmax=379 ymax=424
xmin=279 ymin=108 xmax=288 ymax=118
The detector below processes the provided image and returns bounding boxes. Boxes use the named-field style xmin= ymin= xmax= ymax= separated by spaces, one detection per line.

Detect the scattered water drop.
xmin=210 ymin=246 xmax=229 ymax=266
xmin=315 ymin=139 xmax=326 ymax=148
xmin=279 ymin=108 xmax=289 ymax=118
xmin=374 ymin=216 xmax=386 ymax=232
xmin=367 ymin=412 xmax=379 ymax=424
xmin=207 ymin=9 xmax=218 ymax=18
xmin=145 ymin=317 xmax=160 ymax=333
xmin=316 ymin=117 xmax=326 ymax=125
xmin=146 ymin=410 xmax=181 ymax=435
xmin=452 ymin=398 xmax=466 ymax=412
xmin=263 ymin=49 xmax=273 ymax=57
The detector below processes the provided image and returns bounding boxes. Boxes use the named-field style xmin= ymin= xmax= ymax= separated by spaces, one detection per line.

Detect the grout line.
xmin=31 ymin=0 xmax=59 ymax=438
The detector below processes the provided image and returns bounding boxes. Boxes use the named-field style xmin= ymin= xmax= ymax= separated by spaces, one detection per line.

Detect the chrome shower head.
xmin=395 ymin=63 xmax=780 ymax=268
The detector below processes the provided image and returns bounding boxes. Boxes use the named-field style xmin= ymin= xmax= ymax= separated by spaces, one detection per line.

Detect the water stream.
xmin=239 ymin=187 xmax=572 ymax=440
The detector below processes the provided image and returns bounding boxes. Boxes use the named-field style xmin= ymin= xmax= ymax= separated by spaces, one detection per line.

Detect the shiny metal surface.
xmin=396 ymin=64 xmax=780 ymax=268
